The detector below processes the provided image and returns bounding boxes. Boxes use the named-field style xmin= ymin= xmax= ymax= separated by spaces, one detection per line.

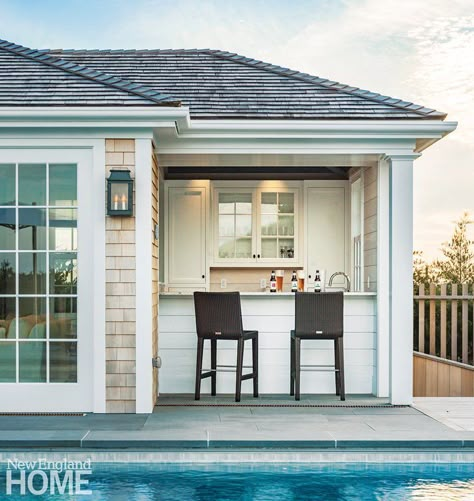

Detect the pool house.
xmin=0 ymin=39 xmax=456 ymax=413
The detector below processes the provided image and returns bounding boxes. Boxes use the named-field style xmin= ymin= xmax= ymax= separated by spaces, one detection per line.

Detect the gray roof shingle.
xmin=0 ymin=40 xmax=180 ymax=107
xmin=0 ymin=38 xmax=446 ymax=119
xmin=48 ymin=48 xmax=446 ymax=120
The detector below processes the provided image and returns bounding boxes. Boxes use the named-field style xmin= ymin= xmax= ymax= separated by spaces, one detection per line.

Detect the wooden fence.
xmin=414 ymin=284 xmax=473 ymax=366
xmin=414 ymin=352 xmax=474 ymax=397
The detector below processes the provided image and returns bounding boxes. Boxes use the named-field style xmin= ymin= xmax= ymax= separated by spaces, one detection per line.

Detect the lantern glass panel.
xmin=110 ymin=183 xmax=129 ymax=212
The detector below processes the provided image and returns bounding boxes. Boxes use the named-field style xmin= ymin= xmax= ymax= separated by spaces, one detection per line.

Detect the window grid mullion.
xmin=46 ymin=162 xmax=50 ymax=383
xmin=15 ymin=163 xmax=19 ymax=383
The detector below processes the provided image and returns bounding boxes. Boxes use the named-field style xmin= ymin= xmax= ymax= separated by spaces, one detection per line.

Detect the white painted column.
xmin=92 ymin=140 xmax=107 ymax=413
xmin=376 ymin=157 xmax=390 ymax=397
xmin=388 ymin=154 xmax=418 ymax=405
xmin=135 ymin=138 xmax=155 ymax=413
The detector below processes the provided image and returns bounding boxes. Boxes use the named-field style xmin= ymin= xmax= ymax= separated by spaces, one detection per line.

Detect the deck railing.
xmin=414 ymin=284 xmax=474 ymax=366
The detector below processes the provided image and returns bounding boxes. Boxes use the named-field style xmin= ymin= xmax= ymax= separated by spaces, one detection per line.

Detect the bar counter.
xmin=158 ymin=292 xmax=377 ymax=396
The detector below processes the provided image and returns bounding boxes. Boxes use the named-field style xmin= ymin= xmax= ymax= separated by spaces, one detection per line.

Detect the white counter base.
xmin=158 ymin=294 xmax=377 ymax=395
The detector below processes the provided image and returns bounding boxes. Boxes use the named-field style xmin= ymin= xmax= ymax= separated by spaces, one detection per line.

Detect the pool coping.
xmin=1 ymin=435 xmax=474 ymax=450
xmin=1 ymin=449 xmax=474 ymax=464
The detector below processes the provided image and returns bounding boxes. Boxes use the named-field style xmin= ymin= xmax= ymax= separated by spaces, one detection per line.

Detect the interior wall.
xmin=209 ymin=267 xmax=303 ymax=293
xmin=363 ymin=166 xmax=378 ymax=292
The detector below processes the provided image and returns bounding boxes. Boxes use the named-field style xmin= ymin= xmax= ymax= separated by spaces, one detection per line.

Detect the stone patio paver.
xmin=0 ymin=397 xmax=473 ymax=450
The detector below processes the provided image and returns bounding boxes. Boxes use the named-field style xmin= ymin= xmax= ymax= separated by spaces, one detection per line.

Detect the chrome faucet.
xmin=328 ymin=272 xmax=351 ymax=292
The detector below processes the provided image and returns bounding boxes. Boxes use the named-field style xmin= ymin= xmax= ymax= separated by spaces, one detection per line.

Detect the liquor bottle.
xmin=270 ymin=271 xmax=277 ymax=293
xmin=291 ymin=271 xmax=298 ymax=292
xmin=314 ymin=270 xmax=322 ymax=293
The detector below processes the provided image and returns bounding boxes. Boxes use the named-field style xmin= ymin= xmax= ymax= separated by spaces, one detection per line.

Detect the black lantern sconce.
xmin=107 ymin=169 xmax=133 ymax=216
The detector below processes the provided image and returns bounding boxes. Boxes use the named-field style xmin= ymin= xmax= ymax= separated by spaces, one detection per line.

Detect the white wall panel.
xmin=158 ymin=295 xmax=377 ymax=395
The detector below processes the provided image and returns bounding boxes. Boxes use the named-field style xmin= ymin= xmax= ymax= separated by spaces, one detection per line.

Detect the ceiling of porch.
xmin=157 ymin=152 xmax=378 ymax=180
xmin=164 ymin=165 xmax=350 ymax=180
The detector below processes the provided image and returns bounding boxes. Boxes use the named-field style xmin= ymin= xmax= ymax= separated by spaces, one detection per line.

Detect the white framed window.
xmin=0 ymin=146 xmax=96 ymax=413
xmin=0 ymin=162 xmax=78 ymax=383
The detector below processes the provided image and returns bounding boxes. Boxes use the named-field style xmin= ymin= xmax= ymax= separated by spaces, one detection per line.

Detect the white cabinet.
xmin=305 ymin=183 xmax=349 ymax=288
xmin=166 ymin=182 xmax=208 ymax=287
xmin=258 ymin=188 xmax=298 ymax=263
xmin=213 ymin=184 xmax=300 ymax=266
xmin=214 ymin=188 xmax=256 ymax=264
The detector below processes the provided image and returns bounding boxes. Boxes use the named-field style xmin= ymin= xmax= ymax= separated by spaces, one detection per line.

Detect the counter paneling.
xmin=158 ymin=293 xmax=377 ymax=395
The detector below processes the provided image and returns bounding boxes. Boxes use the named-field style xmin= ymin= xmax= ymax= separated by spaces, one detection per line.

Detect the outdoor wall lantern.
xmin=107 ymin=169 xmax=133 ymax=216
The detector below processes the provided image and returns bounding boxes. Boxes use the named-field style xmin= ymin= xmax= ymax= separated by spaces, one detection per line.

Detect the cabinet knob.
xmin=253 ymin=254 xmax=256 ymax=259
xmin=308 ymin=275 xmax=312 ymax=279
xmin=257 ymin=254 xmax=260 ymax=259
xmin=202 ymin=275 xmax=205 ymax=279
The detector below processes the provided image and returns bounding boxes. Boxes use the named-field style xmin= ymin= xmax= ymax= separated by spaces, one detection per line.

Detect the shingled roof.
xmin=0 ymin=38 xmax=446 ymax=119
xmin=48 ymin=48 xmax=446 ymax=120
xmin=0 ymin=40 xmax=180 ymax=107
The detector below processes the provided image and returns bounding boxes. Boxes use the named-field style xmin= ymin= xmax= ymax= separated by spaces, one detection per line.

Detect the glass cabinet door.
xmin=259 ymin=191 xmax=296 ymax=260
xmin=216 ymin=191 xmax=254 ymax=260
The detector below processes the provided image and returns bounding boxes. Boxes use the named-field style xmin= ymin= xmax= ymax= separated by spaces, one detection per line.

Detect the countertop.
xmin=160 ymin=291 xmax=376 ymax=298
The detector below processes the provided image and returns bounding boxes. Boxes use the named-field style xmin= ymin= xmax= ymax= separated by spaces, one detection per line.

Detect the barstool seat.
xmin=193 ymin=291 xmax=259 ymax=402
xmin=290 ymin=292 xmax=345 ymax=401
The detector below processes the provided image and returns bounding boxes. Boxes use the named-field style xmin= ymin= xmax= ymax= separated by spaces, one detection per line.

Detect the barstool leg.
xmin=252 ymin=336 xmax=259 ymax=398
xmin=195 ymin=337 xmax=204 ymax=400
xmin=334 ymin=338 xmax=340 ymax=396
xmin=235 ymin=338 xmax=244 ymax=402
xmin=338 ymin=337 xmax=345 ymax=401
xmin=290 ymin=336 xmax=295 ymax=396
xmin=295 ymin=336 xmax=301 ymax=401
xmin=211 ymin=339 xmax=217 ymax=396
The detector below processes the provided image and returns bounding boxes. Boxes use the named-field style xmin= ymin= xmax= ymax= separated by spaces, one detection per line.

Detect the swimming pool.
xmin=1 ymin=462 xmax=474 ymax=500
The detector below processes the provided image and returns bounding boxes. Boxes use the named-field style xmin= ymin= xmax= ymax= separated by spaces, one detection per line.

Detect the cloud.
xmin=0 ymin=0 xmax=472 ymax=257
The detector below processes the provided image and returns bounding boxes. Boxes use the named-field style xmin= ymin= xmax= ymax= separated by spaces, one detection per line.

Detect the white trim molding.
xmin=376 ymin=156 xmax=390 ymax=398
xmin=135 ymin=138 xmax=155 ymax=413
xmin=386 ymin=153 xmax=418 ymax=405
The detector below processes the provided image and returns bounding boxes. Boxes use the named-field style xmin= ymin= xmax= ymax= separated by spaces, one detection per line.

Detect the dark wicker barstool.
xmin=193 ymin=291 xmax=258 ymax=402
xmin=290 ymin=292 xmax=345 ymax=401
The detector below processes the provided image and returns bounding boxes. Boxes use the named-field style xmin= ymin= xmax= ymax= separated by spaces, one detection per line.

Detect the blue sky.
xmin=1 ymin=0 xmax=473 ymax=259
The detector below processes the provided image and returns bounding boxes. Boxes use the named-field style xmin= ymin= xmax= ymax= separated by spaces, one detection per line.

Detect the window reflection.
xmin=19 ymin=164 xmax=46 ymax=206
xmin=0 ymin=297 xmax=15 ymax=339
xmin=19 ymin=342 xmax=46 ymax=382
xmin=49 ymin=253 xmax=77 ymax=294
xmin=18 ymin=208 xmax=47 ymax=250
xmin=50 ymin=342 xmax=77 ymax=382
xmin=50 ymin=297 xmax=77 ymax=339
xmin=0 ymin=208 xmax=16 ymax=250
xmin=0 ymin=341 xmax=16 ymax=382
xmin=0 ymin=164 xmax=15 ymax=205
xmin=0 ymin=253 xmax=16 ymax=294
xmin=18 ymin=253 xmax=47 ymax=295
xmin=49 ymin=164 xmax=77 ymax=206
xmin=18 ymin=298 xmax=46 ymax=339
xmin=49 ymin=209 xmax=77 ymax=251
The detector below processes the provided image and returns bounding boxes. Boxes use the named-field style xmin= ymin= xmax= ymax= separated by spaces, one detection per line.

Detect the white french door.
xmin=0 ymin=149 xmax=94 ymax=411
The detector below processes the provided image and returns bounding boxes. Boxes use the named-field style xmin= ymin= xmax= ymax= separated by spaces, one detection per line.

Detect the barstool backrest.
xmin=294 ymin=292 xmax=344 ymax=336
xmin=194 ymin=291 xmax=244 ymax=338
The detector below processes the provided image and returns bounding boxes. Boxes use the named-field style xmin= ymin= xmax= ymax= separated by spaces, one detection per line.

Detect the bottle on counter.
xmin=291 ymin=271 xmax=298 ymax=292
xmin=314 ymin=269 xmax=322 ymax=293
xmin=270 ymin=270 xmax=277 ymax=293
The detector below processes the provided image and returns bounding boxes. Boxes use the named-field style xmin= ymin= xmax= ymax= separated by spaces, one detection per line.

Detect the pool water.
xmin=1 ymin=463 xmax=474 ymax=500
